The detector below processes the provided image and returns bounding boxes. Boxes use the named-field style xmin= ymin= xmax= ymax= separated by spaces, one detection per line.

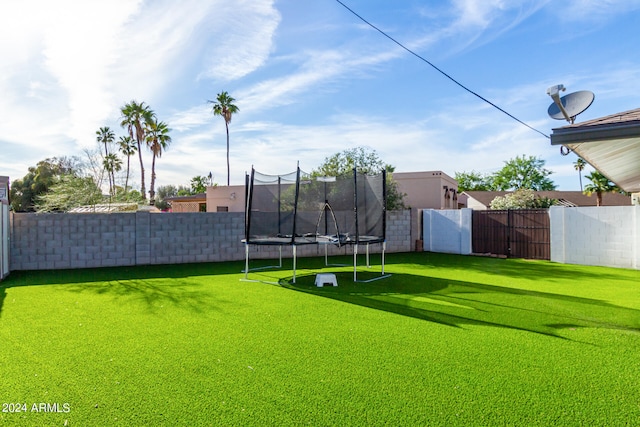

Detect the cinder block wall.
xmin=9 ymin=210 xmax=412 ymax=271
xmin=550 ymin=206 xmax=639 ymax=269
xmin=422 ymin=208 xmax=472 ymax=255
xmin=10 ymin=213 xmax=138 ymax=270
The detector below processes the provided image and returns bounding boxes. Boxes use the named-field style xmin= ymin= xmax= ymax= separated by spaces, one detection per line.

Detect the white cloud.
xmin=558 ymin=0 xmax=640 ymax=22
xmin=199 ymin=0 xmax=281 ymax=81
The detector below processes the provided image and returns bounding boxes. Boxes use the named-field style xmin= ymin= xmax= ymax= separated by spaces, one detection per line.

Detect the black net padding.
xmin=245 ymin=167 xmax=386 ymax=246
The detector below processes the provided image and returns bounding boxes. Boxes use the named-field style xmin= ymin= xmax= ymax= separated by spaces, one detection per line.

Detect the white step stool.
xmin=315 ymin=273 xmax=338 ymax=287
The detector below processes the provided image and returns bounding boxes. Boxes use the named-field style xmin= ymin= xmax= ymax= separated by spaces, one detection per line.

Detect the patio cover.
xmin=550 ymin=107 xmax=640 ymax=193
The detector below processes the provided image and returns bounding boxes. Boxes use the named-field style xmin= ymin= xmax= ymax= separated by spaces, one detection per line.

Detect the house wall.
xmin=171 ymin=200 xmax=206 ymax=213
xmin=9 ymin=210 xmax=411 ymax=271
xmin=422 ymin=209 xmax=472 ymax=255
xmin=206 ymin=185 xmax=245 ymax=213
xmin=464 ymin=197 xmax=490 ymax=210
xmin=392 ymin=171 xmax=458 ymax=210
xmin=549 ymin=205 xmax=640 ymax=269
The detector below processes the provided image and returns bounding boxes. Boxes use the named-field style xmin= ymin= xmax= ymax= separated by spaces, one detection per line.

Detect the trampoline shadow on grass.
xmin=282 ymin=272 xmax=640 ymax=341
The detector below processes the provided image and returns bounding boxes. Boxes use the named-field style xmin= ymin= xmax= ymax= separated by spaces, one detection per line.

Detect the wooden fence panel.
xmin=472 ymin=210 xmax=509 ymax=256
xmin=472 ymin=209 xmax=550 ymax=260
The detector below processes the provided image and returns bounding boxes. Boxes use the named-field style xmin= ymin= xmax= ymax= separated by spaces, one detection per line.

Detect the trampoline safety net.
xmin=245 ymin=167 xmax=386 ymax=246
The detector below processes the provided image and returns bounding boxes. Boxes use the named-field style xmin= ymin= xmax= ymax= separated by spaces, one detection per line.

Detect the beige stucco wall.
xmin=206 ymin=185 xmax=245 ymax=212
xmin=392 ymin=171 xmax=458 ymax=210
xmin=464 ymin=197 xmax=489 ymax=210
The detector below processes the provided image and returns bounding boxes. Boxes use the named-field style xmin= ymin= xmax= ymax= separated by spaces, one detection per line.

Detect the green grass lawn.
xmin=0 ymin=252 xmax=639 ymax=426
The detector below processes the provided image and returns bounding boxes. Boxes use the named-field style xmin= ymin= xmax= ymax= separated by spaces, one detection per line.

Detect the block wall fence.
xmin=422 ymin=206 xmax=640 ymax=270
xmin=7 ymin=206 xmax=639 ymax=273
xmin=8 ymin=210 xmax=412 ymax=271
xmin=549 ymin=205 xmax=640 ymax=269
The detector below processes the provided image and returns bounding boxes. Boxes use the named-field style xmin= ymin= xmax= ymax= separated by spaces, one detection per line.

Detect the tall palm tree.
xmin=584 ymin=170 xmax=619 ymax=207
xmin=96 ymin=127 xmax=116 ymax=195
xmin=145 ymin=119 xmax=171 ymax=205
xmin=573 ymin=157 xmax=587 ymax=191
xmin=208 ymin=91 xmax=239 ymax=186
xmin=117 ymin=136 xmax=137 ymax=193
xmin=120 ymin=101 xmax=155 ymax=200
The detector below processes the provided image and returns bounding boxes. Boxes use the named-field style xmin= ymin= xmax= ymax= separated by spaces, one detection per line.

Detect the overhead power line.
xmin=334 ymin=0 xmax=550 ymax=139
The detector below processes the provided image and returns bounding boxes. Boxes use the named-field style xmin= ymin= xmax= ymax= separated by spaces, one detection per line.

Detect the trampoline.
xmin=243 ymin=165 xmax=390 ymax=283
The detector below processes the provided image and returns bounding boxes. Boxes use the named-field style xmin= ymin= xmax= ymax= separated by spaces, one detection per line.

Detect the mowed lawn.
xmin=0 ymin=252 xmax=639 ymax=426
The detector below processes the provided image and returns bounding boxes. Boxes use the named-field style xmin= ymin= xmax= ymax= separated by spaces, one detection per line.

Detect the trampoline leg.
xmin=381 ymin=241 xmax=386 ymax=275
xmin=324 ymin=243 xmax=328 ymax=266
xmin=293 ymin=245 xmax=297 ymax=283
xmin=244 ymin=243 xmax=249 ymax=280
xmin=353 ymin=244 xmax=358 ymax=282
xmin=366 ymin=243 xmax=370 ymax=268
xmin=278 ymin=246 xmax=282 ymax=268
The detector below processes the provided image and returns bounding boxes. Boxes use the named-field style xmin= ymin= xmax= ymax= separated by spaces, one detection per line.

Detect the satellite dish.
xmin=546 ymin=85 xmax=595 ymax=124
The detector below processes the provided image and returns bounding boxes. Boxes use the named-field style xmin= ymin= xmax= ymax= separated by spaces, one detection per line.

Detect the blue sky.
xmin=2 ymin=0 xmax=640 ymax=192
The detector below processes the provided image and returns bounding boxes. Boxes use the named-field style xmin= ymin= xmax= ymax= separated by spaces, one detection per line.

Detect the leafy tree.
xmin=155 ymin=185 xmax=177 ymax=211
xmin=35 ymin=174 xmax=103 ymax=212
xmin=454 ymin=171 xmax=493 ymax=192
xmin=313 ymin=147 xmax=406 ymax=210
xmin=10 ymin=157 xmax=81 ymax=211
xmin=491 ymin=155 xmax=556 ymax=191
xmin=155 ymin=184 xmax=192 ymax=210
xmin=489 ymin=188 xmax=556 ymax=210
xmin=573 ymin=157 xmax=587 ymax=191
xmin=118 ymin=135 xmax=137 ymax=192
xmin=584 ymin=170 xmax=619 ymax=206
xmin=177 ymin=186 xmax=193 ymax=196
xmin=112 ymin=186 xmax=144 ymax=204
xmin=314 ymin=146 xmax=394 ymax=176
xmin=120 ymin=100 xmax=155 ymax=200
xmin=209 ymin=91 xmax=239 ymax=186
xmin=190 ymin=176 xmax=210 ymax=194
xmin=145 ymin=119 xmax=171 ymax=205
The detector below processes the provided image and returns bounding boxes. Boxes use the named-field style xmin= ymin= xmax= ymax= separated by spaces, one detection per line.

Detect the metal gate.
xmin=472 ymin=209 xmax=550 ymax=260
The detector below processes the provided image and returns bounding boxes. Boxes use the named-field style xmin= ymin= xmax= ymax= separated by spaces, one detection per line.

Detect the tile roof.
xmin=557 ymin=107 xmax=640 ymax=129
xmin=462 ymin=190 xmax=631 ymax=208
xmin=166 ymin=193 xmax=206 ymax=202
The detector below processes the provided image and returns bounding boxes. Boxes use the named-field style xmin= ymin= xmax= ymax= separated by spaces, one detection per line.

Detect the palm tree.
xmin=96 ymin=126 xmax=115 ymax=157
xmin=145 ymin=119 xmax=171 ymax=205
xmin=573 ymin=157 xmax=587 ymax=191
xmin=96 ymin=127 xmax=116 ymax=194
xmin=584 ymin=170 xmax=619 ymax=207
xmin=103 ymin=153 xmax=123 ymax=198
xmin=117 ymin=136 xmax=137 ymax=193
xmin=120 ymin=101 xmax=155 ymax=200
xmin=208 ymin=91 xmax=239 ymax=186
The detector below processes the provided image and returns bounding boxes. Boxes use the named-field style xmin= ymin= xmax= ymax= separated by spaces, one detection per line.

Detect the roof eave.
xmin=550 ymin=121 xmax=640 ymax=145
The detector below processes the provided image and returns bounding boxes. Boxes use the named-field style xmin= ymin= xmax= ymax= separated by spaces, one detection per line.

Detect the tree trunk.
xmin=149 ymin=154 xmax=156 ymax=205
xmin=226 ymin=121 xmax=230 ymax=186
xmin=579 ymin=172 xmax=583 ymax=192
xmin=125 ymin=156 xmax=130 ymax=193
xmin=137 ymin=140 xmax=146 ymax=200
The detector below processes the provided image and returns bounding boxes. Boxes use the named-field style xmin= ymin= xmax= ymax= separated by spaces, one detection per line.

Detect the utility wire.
xmin=334 ymin=0 xmax=550 ymax=139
